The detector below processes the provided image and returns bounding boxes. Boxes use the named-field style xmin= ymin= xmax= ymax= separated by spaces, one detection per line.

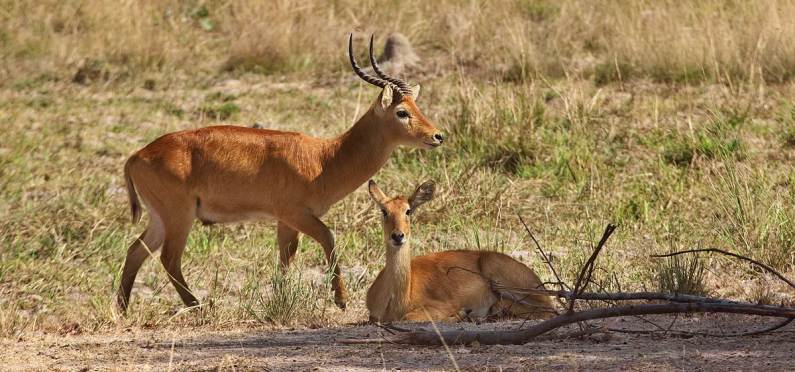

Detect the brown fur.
xmin=366 ymin=181 xmax=555 ymax=322
xmin=118 ymin=86 xmax=442 ymax=312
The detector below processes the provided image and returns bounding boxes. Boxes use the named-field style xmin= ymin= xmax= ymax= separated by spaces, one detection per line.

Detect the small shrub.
xmin=655 ymin=253 xmax=708 ymax=296
xmin=747 ymin=279 xmax=779 ymax=305
xmin=243 ymin=270 xmax=326 ymax=326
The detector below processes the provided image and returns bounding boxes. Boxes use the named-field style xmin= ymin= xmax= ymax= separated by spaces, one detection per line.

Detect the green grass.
xmin=661 ymin=112 xmax=747 ymax=166
xmin=0 ymin=0 xmax=793 ymax=341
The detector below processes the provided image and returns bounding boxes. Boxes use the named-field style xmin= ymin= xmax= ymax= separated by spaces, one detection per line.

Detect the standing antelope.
xmin=366 ymin=180 xmax=555 ymax=322
xmin=117 ymin=34 xmax=444 ymax=311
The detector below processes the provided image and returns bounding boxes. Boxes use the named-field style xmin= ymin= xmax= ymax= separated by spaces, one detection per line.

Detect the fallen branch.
xmin=568 ymin=224 xmax=617 ymax=312
xmin=351 ymin=302 xmax=794 ymax=345
xmin=495 ymin=287 xmax=750 ymax=305
xmin=651 ymin=248 xmax=795 ymax=290
xmin=518 ymin=215 xmax=568 ymax=292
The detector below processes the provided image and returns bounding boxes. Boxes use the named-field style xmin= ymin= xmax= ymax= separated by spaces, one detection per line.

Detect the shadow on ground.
xmin=4 ymin=315 xmax=794 ymax=371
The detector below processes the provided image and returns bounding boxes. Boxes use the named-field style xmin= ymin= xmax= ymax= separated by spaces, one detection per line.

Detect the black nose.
xmin=391 ymin=232 xmax=405 ymax=244
xmin=433 ymin=133 xmax=444 ymax=143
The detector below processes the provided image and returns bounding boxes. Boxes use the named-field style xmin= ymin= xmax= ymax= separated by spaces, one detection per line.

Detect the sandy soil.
xmin=2 ymin=314 xmax=793 ymax=371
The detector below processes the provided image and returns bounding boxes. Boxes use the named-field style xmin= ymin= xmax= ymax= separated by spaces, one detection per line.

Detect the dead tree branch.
xmin=518 ymin=214 xmax=568 ymax=291
xmin=494 ymin=287 xmax=749 ymax=305
xmin=568 ymin=224 xmax=617 ymax=313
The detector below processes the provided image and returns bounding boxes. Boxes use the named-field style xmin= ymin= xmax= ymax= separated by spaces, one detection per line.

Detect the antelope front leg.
xmin=160 ymin=214 xmax=199 ymax=308
xmin=281 ymin=212 xmax=348 ymax=309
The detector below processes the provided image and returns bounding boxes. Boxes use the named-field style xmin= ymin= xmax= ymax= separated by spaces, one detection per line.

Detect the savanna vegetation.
xmin=2 ymin=0 xmax=794 ymax=347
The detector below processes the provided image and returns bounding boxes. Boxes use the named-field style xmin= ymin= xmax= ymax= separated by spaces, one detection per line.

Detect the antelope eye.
xmin=396 ymin=110 xmax=410 ymax=119
xmin=406 ymin=208 xmax=413 ymax=216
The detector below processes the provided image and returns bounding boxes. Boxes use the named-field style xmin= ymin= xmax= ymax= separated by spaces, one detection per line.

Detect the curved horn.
xmin=369 ymin=34 xmax=413 ymax=95
xmin=349 ymin=33 xmax=386 ymax=88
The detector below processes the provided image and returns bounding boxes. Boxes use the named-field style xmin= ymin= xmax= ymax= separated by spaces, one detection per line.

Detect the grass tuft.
xmin=243 ymin=268 xmax=329 ymax=326
xmin=655 ymin=254 xmax=709 ymax=296
xmin=662 ymin=113 xmax=746 ymax=166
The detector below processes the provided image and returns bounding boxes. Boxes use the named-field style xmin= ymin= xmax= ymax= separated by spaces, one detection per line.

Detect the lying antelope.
xmin=117 ymin=34 xmax=444 ymax=311
xmin=366 ymin=180 xmax=555 ymax=322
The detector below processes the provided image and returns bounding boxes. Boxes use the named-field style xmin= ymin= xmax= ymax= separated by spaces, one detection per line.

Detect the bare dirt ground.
xmin=2 ymin=314 xmax=793 ymax=371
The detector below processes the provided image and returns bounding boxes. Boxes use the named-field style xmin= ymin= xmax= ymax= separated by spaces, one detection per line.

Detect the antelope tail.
xmin=124 ymin=157 xmax=142 ymax=224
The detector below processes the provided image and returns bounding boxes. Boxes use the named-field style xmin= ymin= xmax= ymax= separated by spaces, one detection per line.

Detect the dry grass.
xmin=4 ymin=1 xmax=795 ymax=83
xmin=1 ymin=1 xmax=795 ymax=340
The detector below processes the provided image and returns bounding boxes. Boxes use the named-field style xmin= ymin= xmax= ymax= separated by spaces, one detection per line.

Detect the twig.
xmin=569 ymin=224 xmax=617 ymax=313
xmin=494 ymin=286 xmax=784 ymax=315
xmin=664 ymin=313 xmax=679 ymax=337
xmin=651 ymin=248 xmax=795 ymax=290
xmin=518 ymin=214 xmax=568 ymax=291
xmin=630 ymin=315 xmax=669 ymax=333
xmin=557 ymin=290 xmax=737 ymax=304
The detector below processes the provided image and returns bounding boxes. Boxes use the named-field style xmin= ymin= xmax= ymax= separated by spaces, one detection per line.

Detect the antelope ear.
xmin=408 ymin=180 xmax=435 ymax=210
xmin=380 ymin=84 xmax=394 ymax=110
xmin=410 ymin=84 xmax=420 ymax=100
xmin=368 ymin=180 xmax=389 ymax=206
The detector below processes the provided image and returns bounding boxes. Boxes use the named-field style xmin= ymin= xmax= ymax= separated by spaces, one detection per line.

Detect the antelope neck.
xmin=384 ymin=240 xmax=413 ymax=314
xmin=319 ymin=108 xmax=398 ymax=202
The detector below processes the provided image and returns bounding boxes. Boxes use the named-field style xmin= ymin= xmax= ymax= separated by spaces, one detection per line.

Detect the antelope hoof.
xmin=334 ymin=293 xmax=348 ymax=310
xmin=116 ymin=299 xmax=128 ymax=314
